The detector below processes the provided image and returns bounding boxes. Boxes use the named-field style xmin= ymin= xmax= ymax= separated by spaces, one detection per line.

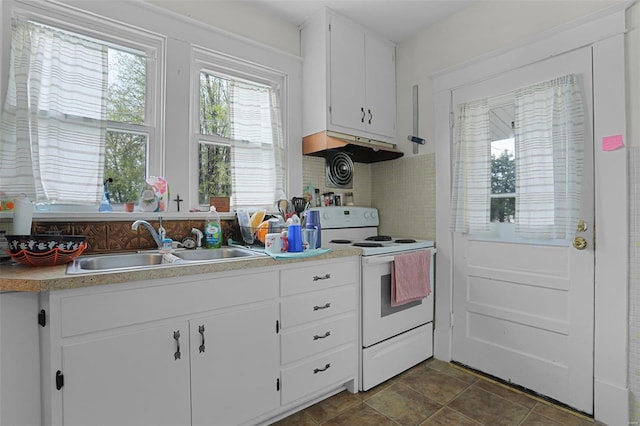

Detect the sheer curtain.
xmin=229 ymin=79 xmax=285 ymax=208
xmin=514 ymin=74 xmax=584 ymax=240
xmin=0 ymin=19 xmax=108 ymax=203
xmin=450 ymin=98 xmax=491 ymax=233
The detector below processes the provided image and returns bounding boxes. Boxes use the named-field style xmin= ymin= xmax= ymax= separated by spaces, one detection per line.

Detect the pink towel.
xmin=392 ymin=249 xmax=432 ymax=307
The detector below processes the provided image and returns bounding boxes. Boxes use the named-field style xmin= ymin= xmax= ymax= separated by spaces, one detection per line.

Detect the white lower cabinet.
xmin=38 ymin=256 xmax=359 ymax=426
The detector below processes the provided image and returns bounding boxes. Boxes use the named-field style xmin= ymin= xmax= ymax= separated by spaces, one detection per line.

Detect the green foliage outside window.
xmin=198 ymin=72 xmax=232 ymax=204
xmin=104 ymin=49 xmax=147 ymax=203
xmin=491 ymin=149 xmax=516 ymax=222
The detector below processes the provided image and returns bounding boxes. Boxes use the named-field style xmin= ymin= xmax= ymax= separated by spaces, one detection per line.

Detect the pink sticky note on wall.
xmin=602 ymin=134 xmax=624 ymax=151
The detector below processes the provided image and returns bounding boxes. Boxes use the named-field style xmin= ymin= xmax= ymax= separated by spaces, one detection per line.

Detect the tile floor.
xmin=273 ymin=359 xmax=597 ymax=425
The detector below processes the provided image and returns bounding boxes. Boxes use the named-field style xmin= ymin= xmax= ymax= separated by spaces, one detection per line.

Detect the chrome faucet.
xmin=132 ymin=217 xmax=166 ymax=249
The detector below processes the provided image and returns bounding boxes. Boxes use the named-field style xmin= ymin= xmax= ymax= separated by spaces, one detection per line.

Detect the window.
xmin=193 ymin=48 xmax=287 ymax=209
xmin=0 ymin=13 xmax=161 ymax=205
xmin=489 ymin=101 xmax=515 ymax=223
xmin=451 ymin=75 xmax=584 ymax=242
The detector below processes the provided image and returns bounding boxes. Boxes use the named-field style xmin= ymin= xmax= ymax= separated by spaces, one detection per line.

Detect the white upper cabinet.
xmin=301 ymin=9 xmax=397 ymax=143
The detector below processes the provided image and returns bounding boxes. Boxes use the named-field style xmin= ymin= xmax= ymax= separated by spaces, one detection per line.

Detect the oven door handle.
xmin=363 ymin=255 xmax=396 ymax=265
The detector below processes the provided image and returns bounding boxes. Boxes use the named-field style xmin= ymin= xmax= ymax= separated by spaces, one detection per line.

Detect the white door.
xmin=451 ymin=46 xmax=595 ymax=413
xmin=190 ymin=303 xmax=279 ymax=426
xmin=62 ymin=323 xmax=191 ymax=426
xmin=329 ymin=15 xmax=366 ymax=132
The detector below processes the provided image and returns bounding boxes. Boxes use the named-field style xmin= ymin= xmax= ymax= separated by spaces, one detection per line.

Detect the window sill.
xmin=0 ymin=211 xmax=240 ymax=222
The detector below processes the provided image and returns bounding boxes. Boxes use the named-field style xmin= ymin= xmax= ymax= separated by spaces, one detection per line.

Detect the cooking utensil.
xmin=291 ymin=197 xmax=307 ymax=215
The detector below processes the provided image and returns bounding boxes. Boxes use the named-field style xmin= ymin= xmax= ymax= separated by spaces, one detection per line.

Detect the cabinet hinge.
xmin=276 ymin=378 xmax=280 ymax=391
xmin=450 ymin=312 xmax=455 ymax=329
xmin=328 ymin=23 xmax=331 ymax=32
xmin=38 ymin=309 xmax=46 ymax=327
xmin=449 ymin=111 xmax=455 ymax=130
xmin=276 ymin=320 xmax=280 ymax=334
xmin=55 ymin=370 xmax=64 ymax=390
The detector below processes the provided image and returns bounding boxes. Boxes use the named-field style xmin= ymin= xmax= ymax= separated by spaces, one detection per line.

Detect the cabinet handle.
xmin=313 ymin=331 xmax=331 ymax=340
xmin=173 ymin=330 xmax=181 ymax=360
xmin=313 ymin=273 xmax=331 ymax=281
xmin=361 ymin=107 xmax=365 ymax=123
xmin=313 ymin=302 xmax=331 ymax=311
xmin=368 ymin=108 xmax=372 ymax=124
xmin=198 ymin=325 xmax=205 ymax=353
xmin=313 ymin=363 xmax=331 ymax=374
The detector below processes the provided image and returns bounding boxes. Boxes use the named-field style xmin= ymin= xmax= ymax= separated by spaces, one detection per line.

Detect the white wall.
xmin=143 ymin=0 xmax=300 ymax=56
xmin=395 ymin=1 xmax=620 ymax=157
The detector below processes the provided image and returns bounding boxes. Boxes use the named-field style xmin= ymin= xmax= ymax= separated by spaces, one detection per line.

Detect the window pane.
xmin=107 ymin=48 xmax=146 ymax=124
xmin=104 ymin=130 xmax=147 ymax=203
xmin=491 ymin=138 xmax=515 ymax=222
xmin=200 ymin=72 xmax=230 ymax=138
xmin=199 ymin=141 xmax=231 ymax=205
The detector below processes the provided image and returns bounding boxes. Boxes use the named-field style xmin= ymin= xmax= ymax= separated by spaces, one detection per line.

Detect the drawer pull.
xmin=173 ymin=330 xmax=181 ymax=360
xmin=313 ymin=303 xmax=331 ymax=311
xmin=313 ymin=274 xmax=331 ymax=281
xmin=314 ymin=363 xmax=331 ymax=374
xmin=198 ymin=325 xmax=205 ymax=353
xmin=313 ymin=331 xmax=331 ymax=340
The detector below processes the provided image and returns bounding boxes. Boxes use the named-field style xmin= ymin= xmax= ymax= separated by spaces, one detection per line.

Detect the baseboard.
xmin=594 ymin=379 xmax=629 ymax=425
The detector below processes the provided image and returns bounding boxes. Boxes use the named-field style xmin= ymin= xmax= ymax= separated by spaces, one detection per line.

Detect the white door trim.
xmin=433 ymin=9 xmax=628 ymax=426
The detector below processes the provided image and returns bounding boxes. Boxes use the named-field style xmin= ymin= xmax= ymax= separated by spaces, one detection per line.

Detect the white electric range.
xmin=308 ymin=206 xmax=435 ymax=391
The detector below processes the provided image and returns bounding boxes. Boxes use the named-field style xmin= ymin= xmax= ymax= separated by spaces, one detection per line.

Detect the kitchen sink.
xmin=66 ymin=247 xmax=267 ymax=274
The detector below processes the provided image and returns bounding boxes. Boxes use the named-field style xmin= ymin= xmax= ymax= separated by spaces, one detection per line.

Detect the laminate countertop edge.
xmin=0 ymin=247 xmax=363 ymax=292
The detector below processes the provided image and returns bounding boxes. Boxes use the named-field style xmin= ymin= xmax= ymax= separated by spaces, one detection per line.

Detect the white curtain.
xmin=0 ymin=19 xmax=108 ymax=203
xmin=450 ymin=98 xmax=491 ymax=233
xmin=229 ymin=79 xmax=285 ymax=208
xmin=514 ymin=74 xmax=584 ymax=240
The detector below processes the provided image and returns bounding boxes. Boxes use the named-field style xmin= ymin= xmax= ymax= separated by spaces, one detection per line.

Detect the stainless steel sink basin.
xmin=66 ymin=247 xmax=266 ymax=274
xmin=67 ymin=253 xmax=165 ymax=274
xmin=173 ymin=247 xmax=258 ymax=261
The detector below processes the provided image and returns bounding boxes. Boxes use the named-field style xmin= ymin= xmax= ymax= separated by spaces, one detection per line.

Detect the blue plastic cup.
xmin=287 ymin=224 xmax=303 ymax=252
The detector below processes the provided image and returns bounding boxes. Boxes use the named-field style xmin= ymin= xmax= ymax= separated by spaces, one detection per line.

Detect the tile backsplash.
xmin=301 ymin=152 xmax=436 ymax=240
xmin=20 ymin=219 xmax=238 ymax=254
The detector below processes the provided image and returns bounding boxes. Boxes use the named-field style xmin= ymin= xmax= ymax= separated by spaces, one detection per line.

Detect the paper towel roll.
xmin=13 ymin=196 xmax=33 ymax=235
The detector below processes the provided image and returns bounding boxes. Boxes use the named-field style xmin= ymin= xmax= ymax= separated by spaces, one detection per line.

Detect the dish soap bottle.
xmin=204 ymin=206 xmax=222 ymax=249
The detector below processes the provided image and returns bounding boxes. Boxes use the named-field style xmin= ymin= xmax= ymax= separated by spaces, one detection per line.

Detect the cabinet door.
xmin=329 ymin=16 xmax=366 ymax=132
xmin=190 ymin=303 xmax=279 ymax=426
xmin=364 ymin=33 xmax=396 ymax=139
xmin=61 ymin=323 xmax=191 ymax=426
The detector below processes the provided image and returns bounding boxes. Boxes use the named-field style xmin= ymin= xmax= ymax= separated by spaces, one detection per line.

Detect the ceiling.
xmin=244 ymin=0 xmax=475 ymax=43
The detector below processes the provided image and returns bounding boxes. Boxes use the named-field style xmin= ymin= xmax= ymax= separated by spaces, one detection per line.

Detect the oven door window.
xmin=380 ymin=273 xmax=421 ymax=317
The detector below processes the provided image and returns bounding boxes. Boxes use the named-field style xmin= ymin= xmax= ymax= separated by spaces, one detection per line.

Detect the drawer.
xmin=280 ymin=286 xmax=356 ymax=328
xmin=280 ymin=345 xmax=356 ymax=405
xmin=281 ymin=314 xmax=356 ymax=364
xmin=57 ymin=271 xmax=278 ymax=338
xmin=280 ymin=259 xmax=359 ymax=296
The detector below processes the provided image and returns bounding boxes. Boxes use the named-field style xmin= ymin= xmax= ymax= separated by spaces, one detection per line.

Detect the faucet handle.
xmin=158 ymin=216 xmax=166 ymax=240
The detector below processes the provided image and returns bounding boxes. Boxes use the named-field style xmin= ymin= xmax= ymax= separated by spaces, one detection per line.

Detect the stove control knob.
xmin=363 ymin=212 xmax=370 ymax=219
xmin=322 ymin=212 xmax=330 ymax=220
xmin=371 ymin=211 xmax=378 ymax=220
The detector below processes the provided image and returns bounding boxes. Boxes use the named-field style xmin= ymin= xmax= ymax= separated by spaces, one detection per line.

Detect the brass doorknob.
xmin=573 ymin=236 xmax=588 ymax=250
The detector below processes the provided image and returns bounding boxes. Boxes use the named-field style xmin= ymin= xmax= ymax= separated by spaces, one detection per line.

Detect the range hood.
xmin=302 ymin=131 xmax=404 ymax=164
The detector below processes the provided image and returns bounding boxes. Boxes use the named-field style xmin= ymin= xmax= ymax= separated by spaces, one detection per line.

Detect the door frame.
xmin=432 ymin=9 xmax=628 ymax=426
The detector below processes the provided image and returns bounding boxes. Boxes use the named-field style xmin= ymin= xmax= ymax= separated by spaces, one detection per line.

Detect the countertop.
xmin=0 ymin=246 xmax=362 ymax=292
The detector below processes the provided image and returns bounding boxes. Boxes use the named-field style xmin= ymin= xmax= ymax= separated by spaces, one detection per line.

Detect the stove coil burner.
xmin=395 ymin=239 xmax=417 ymax=244
xmin=353 ymin=242 xmax=384 ymax=248
xmin=365 ymin=235 xmax=392 ymax=241
xmin=330 ymin=239 xmax=352 ymax=244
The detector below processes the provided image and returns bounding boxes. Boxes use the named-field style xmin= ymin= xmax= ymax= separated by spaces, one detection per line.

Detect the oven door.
xmin=361 ymin=249 xmax=434 ymax=347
